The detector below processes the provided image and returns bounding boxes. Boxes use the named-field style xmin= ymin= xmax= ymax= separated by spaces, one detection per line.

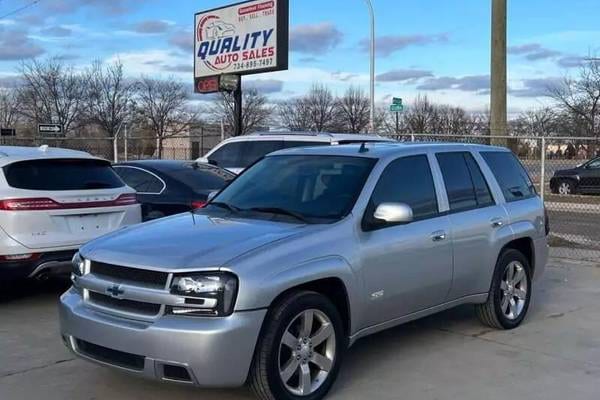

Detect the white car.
xmin=197 ymin=132 xmax=396 ymax=174
xmin=0 ymin=146 xmax=141 ymax=281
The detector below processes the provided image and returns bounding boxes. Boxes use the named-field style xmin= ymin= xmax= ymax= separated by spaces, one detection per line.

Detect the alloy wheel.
xmin=500 ymin=261 xmax=528 ymax=320
xmin=278 ymin=309 xmax=336 ymax=396
xmin=558 ymin=182 xmax=572 ymax=195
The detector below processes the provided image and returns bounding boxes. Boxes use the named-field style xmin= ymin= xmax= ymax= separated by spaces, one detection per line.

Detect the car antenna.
xmin=359 ymin=142 xmax=369 ymax=153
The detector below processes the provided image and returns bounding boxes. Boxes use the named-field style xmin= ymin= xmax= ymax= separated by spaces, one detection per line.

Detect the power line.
xmin=0 ymin=0 xmax=42 ymax=20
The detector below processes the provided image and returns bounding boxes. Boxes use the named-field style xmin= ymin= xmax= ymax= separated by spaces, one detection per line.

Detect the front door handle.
xmin=431 ymin=230 xmax=447 ymax=242
xmin=490 ymin=218 xmax=504 ymax=228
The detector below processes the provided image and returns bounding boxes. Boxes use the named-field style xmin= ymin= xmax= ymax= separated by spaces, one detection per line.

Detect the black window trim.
xmin=113 ymin=165 xmax=166 ymax=195
xmin=362 ymin=154 xmax=442 ymax=232
xmin=480 ymin=150 xmax=538 ymax=203
xmin=435 ymin=151 xmax=497 ymax=216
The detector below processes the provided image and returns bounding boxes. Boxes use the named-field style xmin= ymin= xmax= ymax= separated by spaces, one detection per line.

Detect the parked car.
xmin=113 ymin=160 xmax=235 ymax=221
xmin=60 ymin=143 xmax=548 ymax=400
xmin=550 ymin=157 xmax=600 ymax=195
xmin=0 ymin=146 xmax=141 ymax=282
xmin=197 ymin=131 xmax=396 ymax=174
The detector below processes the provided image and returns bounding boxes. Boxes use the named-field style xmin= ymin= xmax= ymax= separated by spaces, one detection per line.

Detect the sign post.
xmin=390 ymin=98 xmax=404 ymax=135
xmin=194 ymin=0 xmax=289 ymax=136
xmin=38 ymin=124 xmax=63 ymax=136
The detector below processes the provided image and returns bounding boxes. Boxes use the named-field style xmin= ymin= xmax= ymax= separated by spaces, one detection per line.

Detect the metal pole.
xmin=124 ymin=123 xmax=128 ymax=161
xmin=540 ymin=137 xmax=546 ymax=201
xmin=233 ymin=78 xmax=243 ymax=137
xmin=395 ymin=112 xmax=399 ymax=137
xmin=364 ymin=0 xmax=375 ymax=133
xmin=490 ymin=0 xmax=507 ymax=146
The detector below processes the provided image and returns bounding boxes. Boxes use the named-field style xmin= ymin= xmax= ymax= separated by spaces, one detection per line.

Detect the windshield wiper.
xmin=209 ymin=202 xmax=240 ymax=213
xmin=245 ymin=207 xmax=309 ymax=223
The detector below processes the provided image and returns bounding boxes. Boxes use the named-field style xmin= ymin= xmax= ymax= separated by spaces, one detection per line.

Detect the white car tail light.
xmin=0 ymin=194 xmax=138 ymax=211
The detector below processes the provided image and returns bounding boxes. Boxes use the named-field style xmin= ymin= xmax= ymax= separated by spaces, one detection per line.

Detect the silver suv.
xmin=60 ymin=143 xmax=548 ymax=400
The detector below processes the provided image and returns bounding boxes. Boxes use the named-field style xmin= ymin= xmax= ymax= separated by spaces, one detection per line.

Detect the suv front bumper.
xmin=59 ymin=288 xmax=267 ymax=387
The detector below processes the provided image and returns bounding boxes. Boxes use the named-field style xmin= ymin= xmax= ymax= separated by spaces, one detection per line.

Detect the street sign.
xmin=1 ymin=128 xmax=16 ymax=137
xmin=390 ymin=104 xmax=404 ymax=113
xmin=38 ymin=124 xmax=63 ymax=135
xmin=392 ymin=97 xmax=403 ymax=106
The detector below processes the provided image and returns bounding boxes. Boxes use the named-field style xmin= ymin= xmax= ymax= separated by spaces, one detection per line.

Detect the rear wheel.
xmin=476 ymin=249 xmax=532 ymax=330
xmin=250 ymin=291 xmax=346 ymax=400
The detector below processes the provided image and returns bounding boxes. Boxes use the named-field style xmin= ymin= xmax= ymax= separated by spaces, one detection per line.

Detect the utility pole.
xmin=233 ymin=78 xmax=243 ymax=137
xmin=364 ymin=0 xmax=375 ymax=133
xmin=490 ymin=0 xmax=507 ymax=146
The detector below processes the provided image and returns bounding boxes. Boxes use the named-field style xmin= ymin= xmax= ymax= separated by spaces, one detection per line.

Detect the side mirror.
xmin=196 ymin=157 xmax=218 ymax=166
xmin=373 ymin=203 xmax=413 ymax=224
xmin=207 ymin=191 xmax=219 ymax=202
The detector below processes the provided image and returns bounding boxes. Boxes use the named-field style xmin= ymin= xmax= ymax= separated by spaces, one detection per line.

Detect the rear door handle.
xmin=431 ymin=230 xmax=447 ymax=242
xmin=490 ymin=218 xmax=504 ymax=228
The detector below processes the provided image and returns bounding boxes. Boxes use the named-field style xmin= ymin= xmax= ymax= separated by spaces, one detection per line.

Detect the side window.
xmin=114 ymin=167 xmax=164 ymax=194
xmin=208 ymin=142 xmax=244 ymax=168
xmin=481 ymin=151 xmax=537 ymax=202
xmin=368 ymin=155 xmax=439 ymax=222
xmin=436 ymin=152 xmax=494 ymax=212
xmin=586 ymin=158 xmax=600 ymax=169
xmin=238 ymin=141 xmax=283 ymax=168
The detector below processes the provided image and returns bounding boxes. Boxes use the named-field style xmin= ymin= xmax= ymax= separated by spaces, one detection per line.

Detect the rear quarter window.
xmin=3 ymin=158 xmax=125 ymax=191
xmin=481 ymin=151 xmax=537 ymax=202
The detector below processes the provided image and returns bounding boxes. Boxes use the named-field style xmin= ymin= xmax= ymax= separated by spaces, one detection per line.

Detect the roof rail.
xmin=255 ymin=131 xmax=321 ymax=137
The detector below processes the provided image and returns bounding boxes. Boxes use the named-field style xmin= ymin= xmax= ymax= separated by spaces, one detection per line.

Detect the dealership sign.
xmin=194 ymin=0 xmax=289 ymax=92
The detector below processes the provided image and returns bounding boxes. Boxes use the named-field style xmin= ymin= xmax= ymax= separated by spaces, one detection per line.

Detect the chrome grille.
xmin=90 ymin=261 xmax=168 ymax=289
xmin=88 ymin=291 xmax=162 ymax=317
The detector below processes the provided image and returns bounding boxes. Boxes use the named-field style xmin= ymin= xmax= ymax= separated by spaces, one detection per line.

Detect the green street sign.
xmin=390 ymin=104 xmax=404 ymax=112
xmin=392 ymin=97 xmax=403 ymax=106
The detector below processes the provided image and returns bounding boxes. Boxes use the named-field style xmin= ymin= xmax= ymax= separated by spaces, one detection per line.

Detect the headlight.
xmin=71 ymin=252 xmax=86 ymax=277
xmin=168 ymin=272 xmax=238 ymax=317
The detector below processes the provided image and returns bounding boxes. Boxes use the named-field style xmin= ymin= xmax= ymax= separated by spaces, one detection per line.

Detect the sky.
xmin=0 ymin=0 xmax=599 ymax=114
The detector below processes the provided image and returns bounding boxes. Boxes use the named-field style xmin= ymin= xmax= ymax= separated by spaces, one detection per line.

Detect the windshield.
xmin=211 ymin=155 xmax=376 ymax=223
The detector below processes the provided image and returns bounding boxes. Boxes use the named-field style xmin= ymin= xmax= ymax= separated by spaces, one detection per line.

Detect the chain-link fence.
xmin=0 ymin=132 xmax=598 ymax=261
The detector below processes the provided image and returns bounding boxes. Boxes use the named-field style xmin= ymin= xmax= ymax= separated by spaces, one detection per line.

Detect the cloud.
xmin=331 ymin=71 xmax=359 ymax=82
xmin=417 ymin=75 xmax=490 ymax=93
xmin=290 ymin=23 xmax=343 ymax=55
xmin=557 ymin=55 xmax=586 ymax=68
xmin=43 ymin=0 xmax=142 ymax=15
xmin=161 ymin=64 xmax=193 ymax=73
xmin=298 ymin=56 xmax=319 ymax=63
xmin=510 ymin=77 xmax=562 ymax=98
xmin=508 ymin=43 xmax=562 ymax=61
xmin=361 ymin=33 xmax=449 ymax=57
xmin=243 ymin=79 xmax=284 ymax=94
xmin=377 ymin=69 xmax=433 ymax=82
xmin=0 ymin=27 xmax=45 ymax=61
xmin=39 ymin=26 xmax=72 ymax=37
xmin=0 ymin=75 xmax=21 ymax=88
xmin=132 ymin=20 xmax=171 ymax=34
xmin=169 ymin=30 xmax=194 ymax=52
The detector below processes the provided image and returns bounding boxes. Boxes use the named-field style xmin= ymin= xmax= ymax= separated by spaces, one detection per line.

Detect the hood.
xmin=81 ymin=212 xmax=306 ymax=271
xmin=553 ymin=168 xmax=579 ymax=177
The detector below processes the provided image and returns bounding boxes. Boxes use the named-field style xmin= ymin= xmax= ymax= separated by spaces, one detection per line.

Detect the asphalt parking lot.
xmin=1 ymin=256 xmax=599 ymax=400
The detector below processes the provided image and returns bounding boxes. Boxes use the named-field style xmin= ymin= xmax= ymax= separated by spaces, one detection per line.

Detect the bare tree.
xmin=278 ymin=97 xmax=312 ymax=131
xmin=403 ymin=95 xmax=437 ymax=133
xmin=18 ymin=58 xmax=86 ymax=134
xmin=547 ymin=59 xmax=600 ymax=139
xmin=335 ymin=86 xmax=370 ymax=133
xmin=304 ymin=84 xmax=337 ymax=132
xmin=211 ymin=88 xmax=272 ymax=136
xmin=0 ymin=89 xmax=20 ymax=129
xmin=512 ymin=107 xmax=558 ymax=136
xmin=135 ymin=77 xmax=197 ymax=158
xmin=85 ymin=60 xmax=134 ymax=153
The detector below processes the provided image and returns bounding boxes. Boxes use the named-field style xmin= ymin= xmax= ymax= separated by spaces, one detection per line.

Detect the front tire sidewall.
xmin=492 ymin=250 xmax=532 ymax=329
xmin=255 ymin=292 xmax=346 ymax=400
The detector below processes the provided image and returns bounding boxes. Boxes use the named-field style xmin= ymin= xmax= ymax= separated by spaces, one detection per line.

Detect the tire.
xmin=476 ymin=249 xmax=532 ymax=330
xmin=557 ymin=179 xmax=576 ymax=195
xmin=249 ymin=291 xmax=346 ymax=400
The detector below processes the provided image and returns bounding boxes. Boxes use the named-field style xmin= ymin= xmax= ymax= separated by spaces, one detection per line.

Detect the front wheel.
xmin=557 ymin=179 xmax=576 ymax=195
xmin=249 ymin=291 xmax=346 ymax=400
xmin=476 ymin=249 xmax=532 ymax=330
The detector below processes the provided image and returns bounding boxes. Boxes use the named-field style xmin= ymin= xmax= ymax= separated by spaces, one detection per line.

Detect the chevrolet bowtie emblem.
xmin=106 ymin=284 xmax=125 ymax=298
